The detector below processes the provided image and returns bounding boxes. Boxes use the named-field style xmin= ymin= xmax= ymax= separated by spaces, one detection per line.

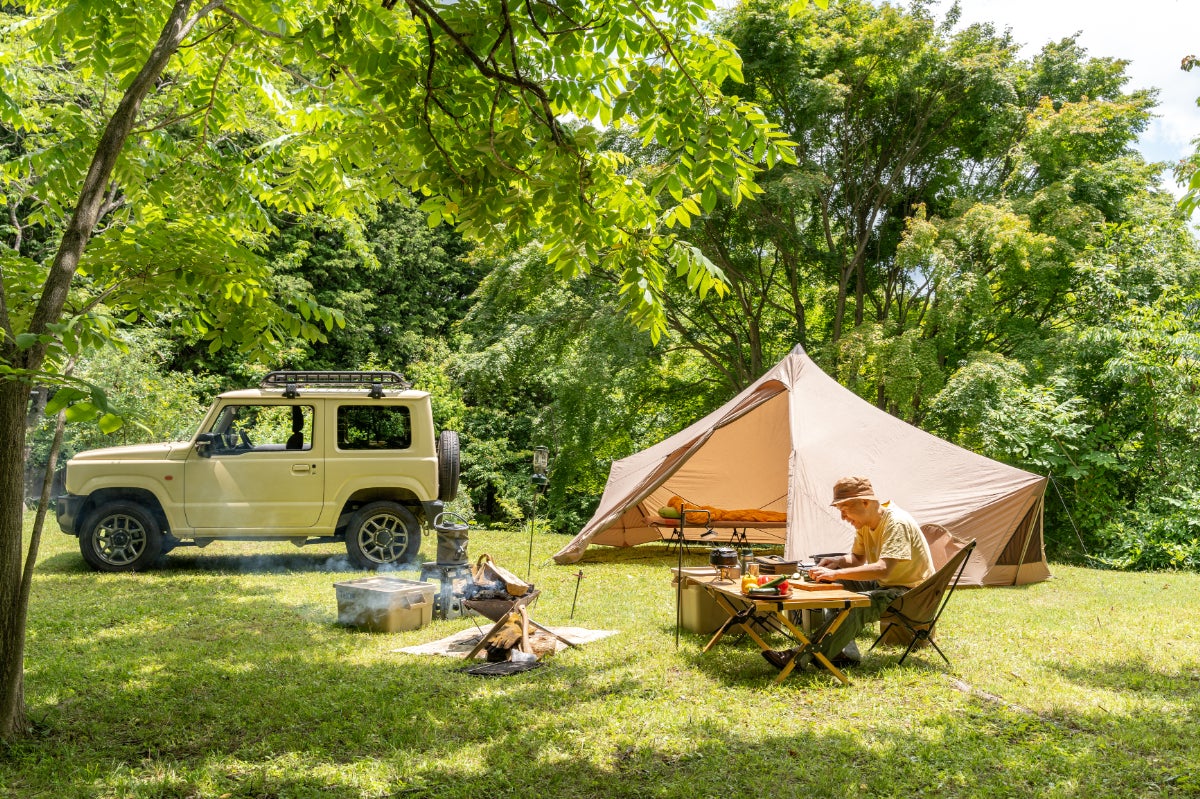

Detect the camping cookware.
xmin=709 ymin=546 xmax=739 ymax=568
xmin=709 ymin=546 xmax=739 ymax=583
xmin=754 ymin=555 xmax=799 ymax=575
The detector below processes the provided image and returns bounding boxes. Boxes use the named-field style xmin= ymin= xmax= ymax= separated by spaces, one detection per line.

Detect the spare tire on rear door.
xmin=436 ymin=430 xmax=460 ymax=502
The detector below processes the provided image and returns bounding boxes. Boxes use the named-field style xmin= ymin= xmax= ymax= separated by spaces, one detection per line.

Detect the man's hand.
xmin=816 ymin=555 xmax=841 ymax=568
xmin=808 ymin=565 xmax=838 ymax=582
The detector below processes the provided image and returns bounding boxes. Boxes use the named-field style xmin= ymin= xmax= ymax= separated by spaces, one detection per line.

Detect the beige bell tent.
xmin=552 ymin=345 xmax=1049 ymax=587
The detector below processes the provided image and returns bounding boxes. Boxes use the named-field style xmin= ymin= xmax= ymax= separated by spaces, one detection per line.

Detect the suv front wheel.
xmin=345 ymin=501 xmax=422 ymax=569
xmin=80 ymin=501 xmax=164 ymax=572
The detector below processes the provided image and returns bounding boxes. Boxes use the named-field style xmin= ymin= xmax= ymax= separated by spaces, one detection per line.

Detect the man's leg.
xmin=817 ymin=579 xmax=876 ymax=662
xmin=816 ymin=587 xmax=906 ymax=661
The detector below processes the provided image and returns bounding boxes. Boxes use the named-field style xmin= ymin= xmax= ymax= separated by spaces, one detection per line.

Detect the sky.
xmin=932 ymin=0 xmax=1200 ymax=196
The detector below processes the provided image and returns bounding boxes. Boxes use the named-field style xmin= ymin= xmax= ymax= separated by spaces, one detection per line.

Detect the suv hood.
xmin=70 ymin=442 xmax=192 ymax=462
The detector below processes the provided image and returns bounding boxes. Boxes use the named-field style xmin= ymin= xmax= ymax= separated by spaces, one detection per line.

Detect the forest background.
xmin=10 ymin=0 xmax=1200 ymax=576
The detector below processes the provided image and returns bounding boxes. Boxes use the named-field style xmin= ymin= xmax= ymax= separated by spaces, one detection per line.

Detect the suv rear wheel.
xmin=345 ymin=501 xmax=422 ymax=569
xmin=80 ymin=501 xmax=163 ymax=572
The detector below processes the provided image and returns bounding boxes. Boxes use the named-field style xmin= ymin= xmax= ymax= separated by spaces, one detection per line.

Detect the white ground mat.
xmin=395 ymin=626 xmax=617 ymax=658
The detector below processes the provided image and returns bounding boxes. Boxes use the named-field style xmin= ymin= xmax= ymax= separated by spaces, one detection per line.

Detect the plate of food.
xmin=745 ymin=588 xmax=791 ymax=600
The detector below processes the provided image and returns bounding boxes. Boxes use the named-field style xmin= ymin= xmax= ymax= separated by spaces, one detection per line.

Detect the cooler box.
xmin=681 ymin=581 xmax=728 ymax=634
xmin=672 ymin=567 xmax=728 ymax=635
xmin=673 ymin=567 xmax=765 ymax=636
xmin=334 ymin=577 xmax=436 ymax=632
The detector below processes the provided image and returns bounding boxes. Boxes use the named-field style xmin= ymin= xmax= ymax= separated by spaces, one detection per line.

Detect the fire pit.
xmin=463 ymin=589 xmax=541 ymax=622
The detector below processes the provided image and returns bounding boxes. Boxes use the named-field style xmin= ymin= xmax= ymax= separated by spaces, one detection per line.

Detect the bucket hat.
xmin=830 ymin=476 xmax=877 ymax=505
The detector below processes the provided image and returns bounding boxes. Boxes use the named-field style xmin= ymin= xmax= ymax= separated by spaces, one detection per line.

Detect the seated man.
xmin=762 ymin=476 xmax=934 ymax=671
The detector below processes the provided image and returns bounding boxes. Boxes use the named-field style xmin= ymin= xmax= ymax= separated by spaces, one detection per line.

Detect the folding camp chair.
xmin=869 ymin=538 xmax=977 ymax=667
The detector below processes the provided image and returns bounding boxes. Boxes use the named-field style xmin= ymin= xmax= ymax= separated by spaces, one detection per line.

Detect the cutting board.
xmin=792 ymin=581 xmax=845 ymax=591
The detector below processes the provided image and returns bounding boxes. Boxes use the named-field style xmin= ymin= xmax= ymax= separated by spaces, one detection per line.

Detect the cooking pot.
xmin=709 ymin=546 xmax=739 ymax=567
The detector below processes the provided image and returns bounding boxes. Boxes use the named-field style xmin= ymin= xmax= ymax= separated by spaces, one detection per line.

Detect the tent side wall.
xmin=981 ymin=491 xmax=1051 ymax=586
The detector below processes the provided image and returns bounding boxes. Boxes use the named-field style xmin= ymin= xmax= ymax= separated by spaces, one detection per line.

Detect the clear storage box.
xmin=334 ymin=577 xmax=436 ymax=632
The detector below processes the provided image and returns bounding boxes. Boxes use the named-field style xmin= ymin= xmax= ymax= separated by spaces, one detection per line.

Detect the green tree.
xmin=268 ymin=201 xmax=482 ymax=371
xmin=1178 ymin=53 xmax=1199 ymax=216
xmin=597 ymin=0 xmax=1195 ymax=567
xmin=457 ymin=247 xmax=730 ymax=529
xmin=24 ymin=329 xmax=224 ymax=497
xmin=0 ymin=0 xmax=799 ymax=740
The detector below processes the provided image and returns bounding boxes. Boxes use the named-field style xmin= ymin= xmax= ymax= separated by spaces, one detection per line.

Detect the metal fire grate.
xmin=461 ymin=661 xmax=544 ymax=677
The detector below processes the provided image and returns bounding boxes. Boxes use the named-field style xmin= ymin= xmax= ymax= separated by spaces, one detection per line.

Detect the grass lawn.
xmin=4 ymin=515 xmax=1199 ymax=798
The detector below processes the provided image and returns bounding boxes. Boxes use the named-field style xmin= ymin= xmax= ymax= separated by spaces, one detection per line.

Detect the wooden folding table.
xmin=680 ymin=572 xmax=871 ymax=684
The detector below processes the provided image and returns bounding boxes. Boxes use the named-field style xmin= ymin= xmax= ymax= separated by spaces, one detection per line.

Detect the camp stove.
xmin=419 ymin=511 xmax=473 ymax=619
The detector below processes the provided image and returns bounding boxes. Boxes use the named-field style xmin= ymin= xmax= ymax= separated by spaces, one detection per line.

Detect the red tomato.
xmin=777 ymin=580 xmax=789 ymax=593
xmin=758 ymin=575 xmax=769 ymax=585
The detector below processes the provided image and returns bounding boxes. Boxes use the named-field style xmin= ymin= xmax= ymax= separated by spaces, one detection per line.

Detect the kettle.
xmin=709 ymin=546 xmax=739 ymax=567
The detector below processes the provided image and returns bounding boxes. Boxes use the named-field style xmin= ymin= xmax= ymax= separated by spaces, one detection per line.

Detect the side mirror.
xmin=195 ymin=432 xmax=215 ymax=458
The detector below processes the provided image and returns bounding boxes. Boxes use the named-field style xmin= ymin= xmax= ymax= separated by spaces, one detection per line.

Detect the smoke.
xmin=371 ymin=559 xmax=422 ymax=576
xmin=320 ymin=555 xmax=354 ymax=573
xmin=166 ymin=551 xmax=425 ymax=575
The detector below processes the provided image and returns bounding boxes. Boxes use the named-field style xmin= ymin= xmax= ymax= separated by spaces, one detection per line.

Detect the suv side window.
xmin=209 ymin=404 xmax=314 ymax=454
xmin=337 ymin=405 xmax=412 ymax=450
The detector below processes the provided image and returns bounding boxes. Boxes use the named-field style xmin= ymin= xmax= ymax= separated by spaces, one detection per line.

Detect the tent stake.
xmin=569 ymin=570 xmax=584 ymax=619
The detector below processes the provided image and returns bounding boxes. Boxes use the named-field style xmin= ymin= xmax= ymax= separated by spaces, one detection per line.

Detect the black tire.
xmin=345 ymin=501 xmax=422 ymax=569
xmin=79 ymin=501 xmax=164 ymax=572
xmin=436 ymin=430 xmax=460 ymax=502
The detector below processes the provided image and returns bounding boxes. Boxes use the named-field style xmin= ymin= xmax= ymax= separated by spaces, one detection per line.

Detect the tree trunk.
xmin=0 ymin=0 xmax=210 ymax=743
xmin=23 ymin=387 xmax=48 ymax=502
xmin=0 ymin=381 xmax=30 ymax=739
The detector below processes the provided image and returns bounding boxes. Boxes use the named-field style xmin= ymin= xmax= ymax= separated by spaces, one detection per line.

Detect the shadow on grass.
xmin=1050 ymin=658 xmax=1200 ymax=701
xmin=35 ymin=545 xmax=401 ymax=576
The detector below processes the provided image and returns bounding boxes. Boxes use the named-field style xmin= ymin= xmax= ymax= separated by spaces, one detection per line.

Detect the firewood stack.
xmin=484 ymin=605 xmax=532 ymax=662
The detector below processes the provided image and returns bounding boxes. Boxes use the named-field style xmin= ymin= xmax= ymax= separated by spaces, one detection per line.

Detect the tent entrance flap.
xmin=642 ymin=391 xmax=791 ymax=516
xmin=581 ymin=390 xmax=792 ymax=550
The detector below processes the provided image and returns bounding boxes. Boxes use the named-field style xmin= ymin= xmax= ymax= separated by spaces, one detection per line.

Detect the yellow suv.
xmin=56 ymin=371 xmax=460 ymax=571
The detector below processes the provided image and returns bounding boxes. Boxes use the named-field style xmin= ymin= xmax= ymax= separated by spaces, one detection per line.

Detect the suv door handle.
xmin=291 ymin=464 xmax=314 ymax=474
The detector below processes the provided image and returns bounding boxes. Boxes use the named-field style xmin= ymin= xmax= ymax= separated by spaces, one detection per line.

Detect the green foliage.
xmin=928 ymin=358 xmax=1094 ymax=476
xmin=450 ymin=247 xmax=720 ymax=529
xmin=6 ymin=0 xmax=1198 ymax=583
xmin=829 ymin=325 xmax=943 ymax=420
xmin=267 ymin=201 xmax=483 ymax=371
xmin=602 ymin=0 xmax=1199 ymax=568
xmin=5 ymin=0 xmax=797 ymax=381
xmin=1172 ymin=52 xmax=1198 ymax=217
xmin=24 ymin=328 xmax=222 ymax=490
xmin=1093 ymin=487 xmax=1200 ymax=571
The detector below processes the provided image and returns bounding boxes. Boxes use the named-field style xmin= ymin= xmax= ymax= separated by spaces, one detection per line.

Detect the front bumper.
xmin=56 ymin=493 xmax=85 ymax=535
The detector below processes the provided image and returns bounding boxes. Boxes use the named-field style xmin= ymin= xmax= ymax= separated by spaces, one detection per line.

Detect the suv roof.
xmin=219 ymin=370 xmax=430 ymax=401
xmin=219 ymin=387 xmax=431 ymax=400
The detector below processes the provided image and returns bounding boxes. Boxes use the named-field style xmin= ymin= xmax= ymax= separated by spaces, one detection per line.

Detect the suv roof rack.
xmin=261 ymin=371 xmax=411 ymax=398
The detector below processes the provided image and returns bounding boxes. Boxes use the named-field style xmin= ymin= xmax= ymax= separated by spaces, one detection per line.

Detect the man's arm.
xmin=810 ymin=557 xmax=901 ymax=583
xmin=817 ymin=552 xmax=864 ymax=569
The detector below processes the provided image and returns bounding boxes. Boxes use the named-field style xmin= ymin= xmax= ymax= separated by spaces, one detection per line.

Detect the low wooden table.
xmin=678 ymin=571 xmax=871 ymax=685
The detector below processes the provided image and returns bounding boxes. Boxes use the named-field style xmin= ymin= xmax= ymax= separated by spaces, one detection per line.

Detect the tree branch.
xmin=24 ymin=0 xmax=221 ymax=371
xmin=214 ymin=3 xmax=285 ymax=39
xmin=400 ymin=0 xmax=568 ymax=145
